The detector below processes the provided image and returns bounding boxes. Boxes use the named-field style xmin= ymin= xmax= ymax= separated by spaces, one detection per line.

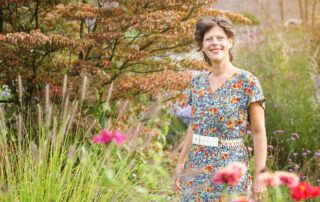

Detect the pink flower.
xmin=275 ymin=171 xmax=300 ymax=188
xmin=112 ymin=130 xmax=128 ymax=145
xmin=93 ymin=129 xmax=113 ymax=144
xmin=231 ymin=197 xmax=254 ymax=202
xmin=257 ymin=172 xmax=281 ymax=187
xmin=93 ymin=129 xmax=128 ymax=145
xmin=228 ymin=162 xmax=247 ymax=175
xmin=214 ymin=162 xmax=247 ymax=186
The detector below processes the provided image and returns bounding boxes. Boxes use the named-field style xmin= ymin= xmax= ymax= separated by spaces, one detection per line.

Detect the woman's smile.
xmin=209 ymin=47 xmax=223 ymax=53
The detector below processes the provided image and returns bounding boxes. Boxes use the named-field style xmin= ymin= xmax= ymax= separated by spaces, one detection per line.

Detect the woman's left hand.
xmin=252 ymin=177 xmax=266 ymax=201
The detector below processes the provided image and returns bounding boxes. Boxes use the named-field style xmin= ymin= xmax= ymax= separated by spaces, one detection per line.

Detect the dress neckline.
xmin=206 ymin=69 xmax=241 ymax=95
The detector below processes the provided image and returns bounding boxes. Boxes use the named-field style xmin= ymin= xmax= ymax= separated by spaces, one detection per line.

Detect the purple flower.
xmin=267 ymin=145 xmax=274 ymax=150
xmin=315 ymin=152 xmax=320 ymax=158
xmin=273 ymin=130 xmax=285 ymax=134
xmin=302 ymin=152 xmax=307 ymax=157
xmin=291 ymin=133 xmax=299 ymax=140
xmin=300 ymin=175 xmax=307 ymax=181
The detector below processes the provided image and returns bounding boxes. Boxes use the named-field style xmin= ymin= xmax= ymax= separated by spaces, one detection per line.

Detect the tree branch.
xmin=149 ymin=43 xmax=189 ymax=53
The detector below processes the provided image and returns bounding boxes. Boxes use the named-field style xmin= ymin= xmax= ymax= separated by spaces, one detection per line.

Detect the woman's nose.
xmin=210 ymin=38 xmax=219 ymax=45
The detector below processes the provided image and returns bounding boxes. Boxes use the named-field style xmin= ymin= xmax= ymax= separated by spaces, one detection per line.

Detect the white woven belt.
xmin=192 ymin=134 xmax=243 ymax=147
xmin=192 ymin=134 xmax=218 ymax=147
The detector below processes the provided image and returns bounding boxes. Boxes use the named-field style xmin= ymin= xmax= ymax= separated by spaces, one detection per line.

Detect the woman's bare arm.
xmin=175 ymin=125 xmax=194 ymax=173
xmin=249 ymin=102 xmax=267 ymax=177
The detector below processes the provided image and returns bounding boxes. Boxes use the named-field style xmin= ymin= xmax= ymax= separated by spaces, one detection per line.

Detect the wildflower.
xmin=272 ymin=130 xmax=285 ymax=134
xmin=257 ymin=172 xmax=280 ymax=187
xmin=315 ymin=151 xmax=320 ymax=158
xmin=93 ymin=129 xmax=113 ymax=144
xmin=112 ymin=130 xmax=128 ymax=145
xmin=290 ymin=182 xmax=320 ymax=201
xmin=299 ymin=175 xmax=307 ymax=181
xmin=274 ymin=171 xmax=299 ymax=188
xmin=291 ymin=133 xmax=299 ymax=140
xmin=267 ymin=145 xmax=274 ymax=150
xmin=213 ymin=162 xmax=247 ymax=186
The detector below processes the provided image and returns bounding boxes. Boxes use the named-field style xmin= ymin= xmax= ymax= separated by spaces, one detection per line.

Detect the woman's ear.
xmin=228 ymin=38 xmax=234 ymax=48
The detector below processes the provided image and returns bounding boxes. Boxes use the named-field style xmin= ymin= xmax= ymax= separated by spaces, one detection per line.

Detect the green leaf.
xmin=124 ymin=28 xmax=140 ymax=43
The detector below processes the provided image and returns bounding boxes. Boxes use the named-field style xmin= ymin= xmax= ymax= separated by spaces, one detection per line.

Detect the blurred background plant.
xmin=0 ymin=76 xmax=176 ymax=201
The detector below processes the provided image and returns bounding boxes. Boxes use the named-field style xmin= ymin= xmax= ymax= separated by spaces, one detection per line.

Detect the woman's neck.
xmin=209 ymin=60 xmax=236 ymax=77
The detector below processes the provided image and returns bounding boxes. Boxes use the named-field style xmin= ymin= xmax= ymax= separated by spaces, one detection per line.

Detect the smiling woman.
xmin=173 ymin=15 xmax=267 ymax=202
xmin=195 ymin=16 xmax=235 ymax=65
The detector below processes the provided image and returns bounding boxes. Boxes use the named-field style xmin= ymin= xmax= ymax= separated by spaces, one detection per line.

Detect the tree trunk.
xmin=311 ymin=0 xmax=317 ymax=28
xmin=0 ymin=5 xmax=3 ymax=33
xmin=79 ymin=19 xmax=85 ymax=60
xmin=304 ymin=0 xmax=309 ymax=22
xmin=35 ymin=0 xmax=40 ymax=29
xmin=298 ymin=0 xmax=304 ymax=22
xmin=279 ymin=0 xmax=285 ymax=25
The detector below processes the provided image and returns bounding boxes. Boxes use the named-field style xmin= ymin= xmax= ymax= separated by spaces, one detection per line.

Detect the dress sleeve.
xmin=247 ymin=74 xmax=266 ymax=110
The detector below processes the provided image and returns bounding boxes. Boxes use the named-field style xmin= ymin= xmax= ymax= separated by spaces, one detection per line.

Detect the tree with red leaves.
xmin=0 ymin=0 xmax=251 ymax=106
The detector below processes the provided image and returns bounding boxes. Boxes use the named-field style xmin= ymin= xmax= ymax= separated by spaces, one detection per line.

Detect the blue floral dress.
xmin=179 ymin=68 xmax=265 ymax=202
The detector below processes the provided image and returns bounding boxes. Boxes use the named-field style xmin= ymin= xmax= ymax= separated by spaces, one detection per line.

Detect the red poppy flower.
xmin=290 ymin=182 xmax=320 ymax=201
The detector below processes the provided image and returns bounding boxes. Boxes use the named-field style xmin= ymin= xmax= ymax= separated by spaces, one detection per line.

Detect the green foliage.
xmin=240 ymin=12 xmax=260 ymax=26
xmin=0 ymin=83 xmax=174 ymax=201
xmin=235 ymin=26 xmax=320 ymax=170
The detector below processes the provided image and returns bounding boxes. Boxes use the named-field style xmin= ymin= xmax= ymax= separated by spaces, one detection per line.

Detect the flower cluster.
xmin=93 ymin=129 xmax=128 ymax=145
xmin=213 ymin=162 xmax=247 ymax=186
xmin=291 ymin=182 xmax=320 ymax=201
xmin=257 ymin=171 xmax=299 ymax=188
xmin=257 ymin=171 xmax=320 ymax=201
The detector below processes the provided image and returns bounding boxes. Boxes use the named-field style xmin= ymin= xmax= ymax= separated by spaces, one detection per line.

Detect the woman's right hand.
xmin=173 ymin=165 xmax=184 ymax=192
xmin=173 ymin=172 xmax=182 ymax=192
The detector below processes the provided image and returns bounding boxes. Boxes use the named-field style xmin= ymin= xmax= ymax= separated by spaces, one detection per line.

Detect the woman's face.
xmin=201 ymin=25 xmax=233 ymax=64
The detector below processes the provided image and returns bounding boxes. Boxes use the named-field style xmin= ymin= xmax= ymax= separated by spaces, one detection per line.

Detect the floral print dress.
xmin=179 ymin=68 xmax=265 ymax=202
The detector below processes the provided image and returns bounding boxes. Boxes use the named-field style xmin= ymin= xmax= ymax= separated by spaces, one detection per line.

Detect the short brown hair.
xmin=194 ymin=16 xmax=235 ymax=64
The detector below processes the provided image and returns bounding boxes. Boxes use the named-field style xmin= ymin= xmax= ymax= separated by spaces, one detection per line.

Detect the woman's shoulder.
xmin=190 ymin=70 xmax=208 ymax=83
xmin=237 ymin=68 xmax=260 ymax=81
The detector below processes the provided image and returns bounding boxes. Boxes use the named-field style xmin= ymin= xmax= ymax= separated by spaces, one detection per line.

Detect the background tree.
xmin=0 ymin=0 xmax=251 ymax=107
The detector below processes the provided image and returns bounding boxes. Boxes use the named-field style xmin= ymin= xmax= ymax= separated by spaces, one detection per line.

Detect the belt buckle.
xmin=192 ymin=134 xmax=218 ymax=147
